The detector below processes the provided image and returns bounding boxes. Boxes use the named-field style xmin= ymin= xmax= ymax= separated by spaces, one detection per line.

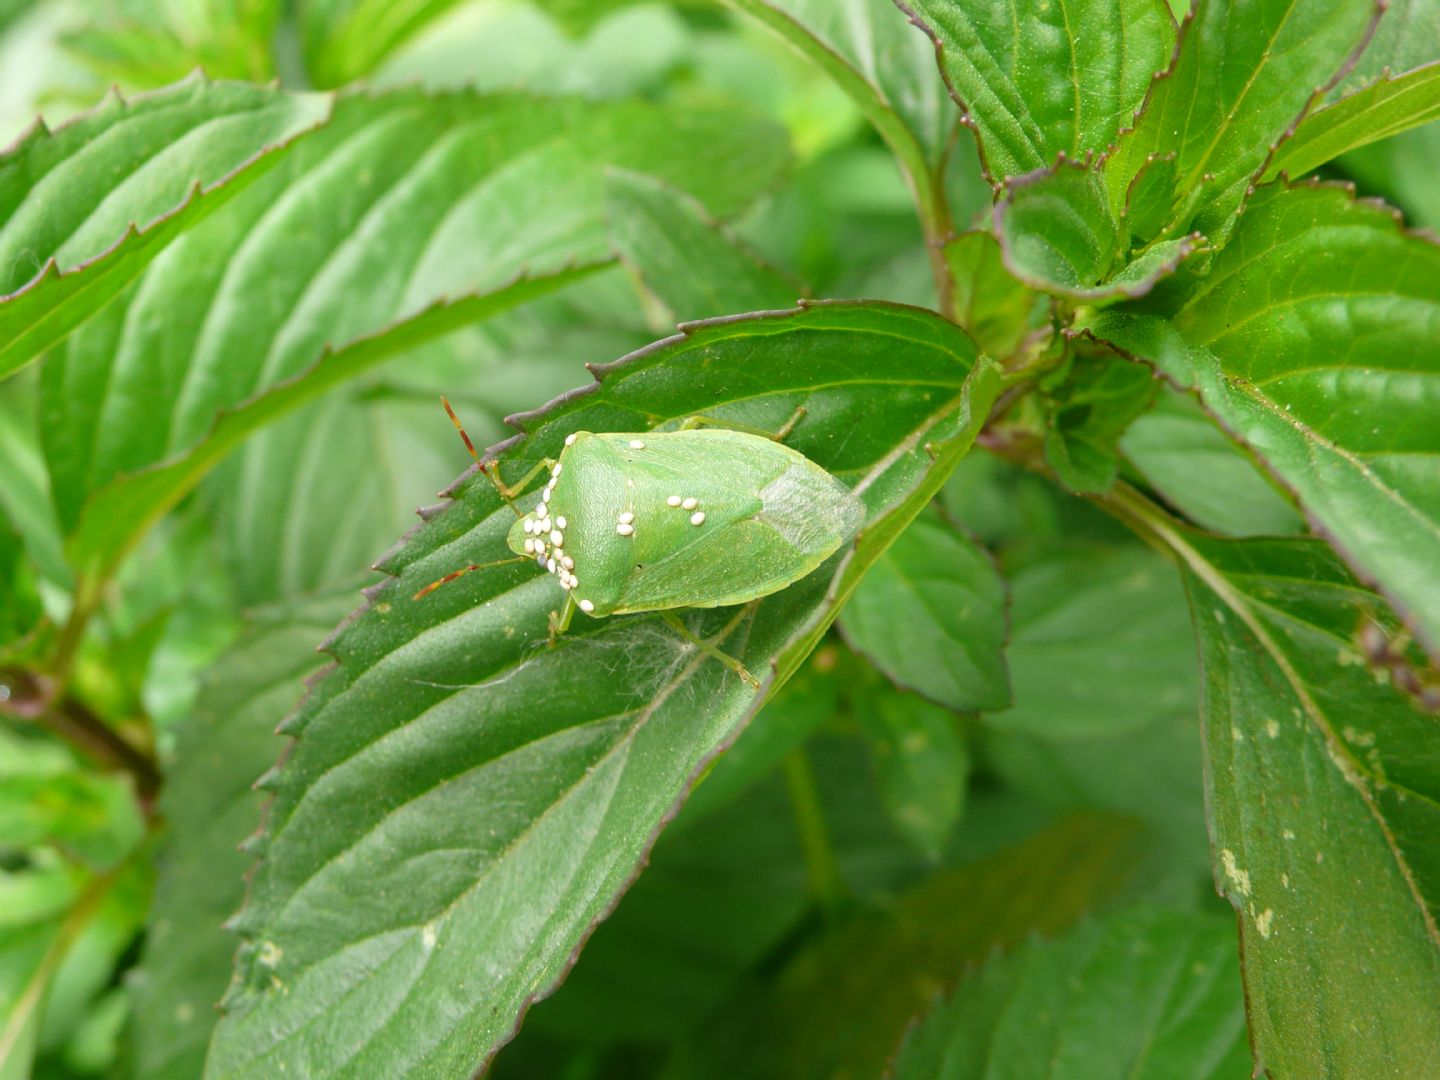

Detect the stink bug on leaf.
xmin=416 ymin=398 xmax=864 ymax=687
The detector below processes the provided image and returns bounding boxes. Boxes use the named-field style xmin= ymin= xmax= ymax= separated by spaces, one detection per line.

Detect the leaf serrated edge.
xmin=0 ymin=71 xmax=334 ymax=303
xmin=66 ymin=261 xmax=607 ymax=584
xmin=214 ymin=301 xmax=998 ymax=1073
xmin=1079 ymin=177 xmax=1440 ymax=662
xmin=992 ymin=154 xmax=1203 ymax=301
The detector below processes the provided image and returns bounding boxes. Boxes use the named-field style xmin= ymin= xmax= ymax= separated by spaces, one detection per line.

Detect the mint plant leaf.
xmin=1145 ymin=519 xmax=1440 ymax=1076
xmin=995 ymin=161 xmax=1199 ymax=300
xmin=840 ymin=509 xmax=1010 ymax=712
xmin=1332 ymin=0 xmax=1440 ymax=97
xmin=205 ymin=302 xmax=999 ymax=1078
xmin=1105 ymin=0 xmax=1383 ymax=241
xmin=1120 ymin=388 xmax=1302 ymax=536
xmin=942 ymin=230 xmax=1037 ymax=357
xmin=899 ymin=0 xmax=1176 ymax=182
xmin=41 ymin=90 xmax=786 ymax=584
xmin=1265 ymin=62 xmax=1440 ymax=182
xmin=992 ymin=546 xmax=1196 ymax=740
xmin=729 ymin=0 xmax=955 ymax=164
xmin=1041 ymin=355 xmax=1157 ymax=493
xmin=604 ymin=169 xmax=801 ymax=322
xmin=0 ymin=75 xmax=329 ymax=380
xmin=126 ymin=586 xmax=359 ymax=1080
xmin=893 ymin=905 xmax=1248 ymax=1079
xmin=1089 ymin=181 xmax=1440 ymax=661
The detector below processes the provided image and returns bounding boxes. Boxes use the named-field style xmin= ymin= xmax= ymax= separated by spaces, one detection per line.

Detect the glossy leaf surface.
xmin=1104 ymin=0 xmax=1382 ymax=238
xmin=40 ymin=89 xmax=786 ymax=579
xmin=901 ymin=0 xmax=1174 ymax=181
xmin=1091 ymin=181 xmax=1440 ymax=660
xmin=1266 ymin=62 xmax=1440 ymax=182
xmin=205 ymin=302 xmax=999 ymax=1078
xmin=0 ymin=76 xmax=329 ymax=379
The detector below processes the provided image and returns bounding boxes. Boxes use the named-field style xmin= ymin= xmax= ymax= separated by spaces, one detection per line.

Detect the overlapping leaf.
xmin=604 ymin=168 xmax=800 ymax=322
xmin=205 ymin=301 xmax=999 ymax=1078
xmin=840 ymin=509 xmax=1009 ymax=712
xmin=1103 ymin=0 xmax=1383 ymax=239
xmin=1162 ymin=524 xmax=1440 ymax=1076
xmin=893 ymin=905 xmax=1248 ymax=1079
xmin=126 ymin=586 xmax=360 ymax=1080
xmin=900 ymin=0 xmax=1175 ymax=182
xmin=1121 ymin=388 xmax=1302 ymax=537
xmin=0 ymin=75 xmax=330 ymax=379
xmin=39 ymin=88 xmax=787 ymax=582
xmin=1089 ymin=181 xmax=1440 ymax=661
xmin=728 ymin=0 xmax=955 ymax=164
xmin=1266 ymin=63 xmax=1440 ymax=183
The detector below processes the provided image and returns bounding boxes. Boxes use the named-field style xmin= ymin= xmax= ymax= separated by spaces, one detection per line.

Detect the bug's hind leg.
xmin=676 ymin=405 xmax=806 ymax=443
xmin=660 ymin=611 xmax=761 ymax=690
xmin=413 ymin=555 xmax=530 ymax=600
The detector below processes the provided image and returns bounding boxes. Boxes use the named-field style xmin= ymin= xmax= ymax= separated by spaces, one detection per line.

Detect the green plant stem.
xmin=783 ymin=748 xmax=847 ymax=916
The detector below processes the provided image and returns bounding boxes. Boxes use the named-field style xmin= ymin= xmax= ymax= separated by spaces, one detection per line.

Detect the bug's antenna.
xmin=414 ymin=556 xmax=529 ymax=600
xmin=441 ymin=396 xmax=479 ymax=461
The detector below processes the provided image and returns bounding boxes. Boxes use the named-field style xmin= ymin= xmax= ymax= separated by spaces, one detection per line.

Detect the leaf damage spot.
xmin=1220 ymin=848 xmax=1252 ymax=896
xmin=1256 ymin=908 xmax=1275 ymax=938
xmin=1265 ymin=718 xmax=1280 ymax=739
xmin=258 ymin=940 xmax=283 ymax=968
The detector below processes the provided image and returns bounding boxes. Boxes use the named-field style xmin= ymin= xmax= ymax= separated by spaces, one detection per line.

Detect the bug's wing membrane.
xmin=610 ymin=458 xmax=862 ymax=614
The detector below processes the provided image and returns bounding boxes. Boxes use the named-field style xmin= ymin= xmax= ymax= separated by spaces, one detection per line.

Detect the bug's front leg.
xmin=548 ymin=594 xmax=576 ymax=646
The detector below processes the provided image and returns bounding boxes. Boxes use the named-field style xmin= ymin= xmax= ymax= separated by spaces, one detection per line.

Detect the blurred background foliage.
xmin=0 ymin=2 xmax=1434 ymax=1077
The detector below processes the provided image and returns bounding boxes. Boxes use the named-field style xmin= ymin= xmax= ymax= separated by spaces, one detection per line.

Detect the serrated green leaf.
xmin=840 ymin=510 xmax=1009 ymax=712
xmin=1088 ymin=181 xmax=1440 ymax=662
xmin=942 ymin=230 xmax=1038 ymax=358
xmin=728 ymin=0 xmax=955 ymax=165
xmin=893 ymin=904 xmax=1247 ymax=1079
xmin=1265 ymin=62 xmax=1440 ymax=182
xmin=900 ymin=0 xmax=1175 ymax=182
xmin=1332 ymin=0 xmax=1440 ymax=98
xmin=856 ymin=687 xmax=969 ymax=861
xmin=995 ymin=160 xmax=1200 ymax=300
xmin=1042 ymin=354 xmax=1158 ymax=493
xmin=204 ymin=301 xmax=999 ymax=1079
xmin=0 ymin=75 xmax=330 ymax=381
xmin=298 ymin=0 xmax=467 ymax=88
xmin=994 ymin=545 xmax=1196 ymax=739
xmin=673 ymin=813 xmax=1145 ymax=1080
xmin=63 ymin=0 xmax=281 ymax=85
xmin=1120 ymin=387 xmax=1303 ymax=536
xmin=1146 ymin=518 xmax=1440 ymax=1077
xmin=605 ymin=169 xmax=801 ymax=323
xmin=1104 ymin=0 xmax=1383 ymax=241
xmin=125 ymin=585 xmax=359 ymax=1080
xmin=43 ymin=89 xmax=787 ymax=584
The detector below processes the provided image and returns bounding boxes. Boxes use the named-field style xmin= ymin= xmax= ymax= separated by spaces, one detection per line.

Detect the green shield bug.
xmin=416 ymin=399 xmax=864 ymax=687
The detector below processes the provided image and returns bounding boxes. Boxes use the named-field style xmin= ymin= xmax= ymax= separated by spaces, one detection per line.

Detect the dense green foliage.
xmin=1 ymin=1 xmax=1437 ymax=1077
